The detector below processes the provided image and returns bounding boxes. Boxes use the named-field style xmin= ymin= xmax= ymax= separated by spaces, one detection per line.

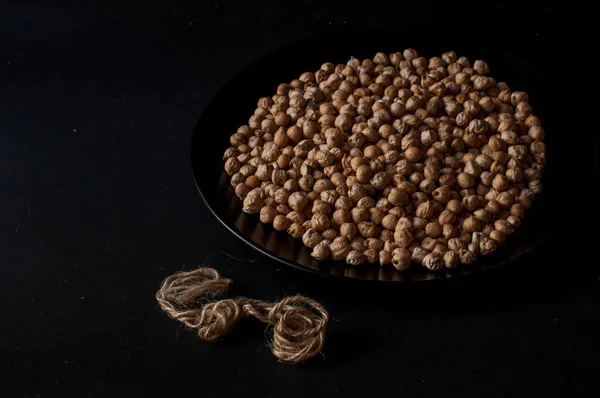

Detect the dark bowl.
xmin=191 ymin=27 xmax=597 ymax=282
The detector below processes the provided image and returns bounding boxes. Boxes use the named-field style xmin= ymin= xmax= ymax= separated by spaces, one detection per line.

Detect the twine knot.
xmin=197 ymin=299 xmax=240 ymax=341
xmin=156 ymin=267 xmax=328 ymax=364
xmin=267 ymin=296 xmax=328 ymax=363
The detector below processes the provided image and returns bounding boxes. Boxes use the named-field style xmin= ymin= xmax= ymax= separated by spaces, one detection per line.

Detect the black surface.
xmin=1 ymin=1 xmax=599 ymax=397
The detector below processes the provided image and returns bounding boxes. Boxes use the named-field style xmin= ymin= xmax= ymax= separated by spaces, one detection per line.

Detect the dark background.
xmin=1 ymin=1 xmax=598 ymax=397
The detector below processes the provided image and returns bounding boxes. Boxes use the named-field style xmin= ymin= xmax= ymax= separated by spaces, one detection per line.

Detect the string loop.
xmin=156 ymin=267 xmax=328 ymax=364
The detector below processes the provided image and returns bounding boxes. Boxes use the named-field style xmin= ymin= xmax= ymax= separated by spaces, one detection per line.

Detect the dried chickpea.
xmin=411 ymin=246 xmax=429 ymax=265
xmin=506 ymin=215 xmax=521 ymax=229
xmin=458 ymin=249 xmax=476 ymax=265
xmin=421 ymin=237 xmax=438 ymax=251
xmin=462 ymin=216 xmax=481 ymax=233
xmin=302 ymin=229 xmax=322 ymax=248
xmin=392 ymin=248 xmax=411 ymax=271
xmin=340 ymin=223 xmax=357 ymax=240
xmin=235 ymin=183 xmax=251 ymax=200
xmin=489 ymin=229 xmax=506 ymax=245
xmin=443 ymin=250 xmax=459 ymax=268
xmin=394 ymin=228 xmax=413 ymax=248
xmin=287 ymin=222 xmax=304 ymax=238
xmin=346 ymin=250 xmax=366 ymax=266
xmin=446 ymin=199 xmax=462 ymax=215
xmin=457 ymin=172 xmax=475 ymax=188
xmin=442 ymin=224 xmax=457 ymax=239
xmin=382 ymin=214 xmax=399 ymax=230
xmin=311 ymin=240 xmax=331 ymax=260
xmin=330 ymin=238 xmax=351 ymax=261
xmin=425 ymin=222 xmax=442 ymax=238
xmin=273 ymin=215 xmax=290 ymax=231
xmin=379 ymin=250 xmax=392 ymax=266
xmin=388 ymin=188 xmax=409 ymax=207
xmin=363 ymin=248 xmax=379 ymax=264
xmin=438 ymin=210 xmax=456 ymax=225
xmin=494 ymin=220 xmax=514 ymax=235
xmin=310 ymin=213 xmax=331 ymax=231
xmin=422 ymin=252 xmax=444 ymax=271
xmin=260 ymin=206 xmax=277 ymax=224
xmin=357 ymin=222 xmax=377 ymax=238
xmin=405 ymin=146 xmax=421 ymax=162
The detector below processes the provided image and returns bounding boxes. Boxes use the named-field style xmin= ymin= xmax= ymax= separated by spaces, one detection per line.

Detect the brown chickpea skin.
xmin=346 ymin=250 xmax=366 ymax=266
xmin=404 ymin=146 xmax=421 ymax=162
xmin=340 ymin=223 xmax=357 ymax=240
xmin=379 ymin=250 xmax=392 ymax=266
xmin=311 ymin=240 xmax=331 ymax=260
xmin=235 ymin=183 xmax=251 ymax=199
xmin=357 ymin=222 xmax=377 ymax=238
xmin=382 ymin=214 xmax=398 ymax=230
xmin=287 ymin=222 xmax=304 ymax=239
xmin=332 ymin=209 xmax=351 ymax=225
xmin=273 ymin=215 xmax=290 ymax=231
xmin=457 ymin=172 xmax=475 ymax=188
xmin=392 ymin=248 xmax=412 ymax=271
xmin=310 ymin=212 xmax=331 ymax=231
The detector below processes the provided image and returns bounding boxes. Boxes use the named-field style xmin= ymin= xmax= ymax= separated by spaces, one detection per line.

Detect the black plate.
xmin=191 ymin=27 xmax=597 ymax=282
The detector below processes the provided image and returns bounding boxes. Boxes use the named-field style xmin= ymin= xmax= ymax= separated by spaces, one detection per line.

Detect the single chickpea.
xmin=462 ymin=216 xmax=481 ymax=233
xmin=438 ymin=210 xmax=456 ymax=225
xmin=462 ymin=195 xmax=480 ymax=211
xmin=302 ymin=229 xmax=322 ymax=248
xmin=310 ymin=213 xmax=331 ymax=231
xmin=288 ymin=191 xmax=309 ymax=211
xmin=458 ymin=249 xmax=477 ymax=265
xmin=411 ymin=246 xmax=429 ymax=265
xmin=357 ymin=222 xmax=377 ymax=238
xmin=425 ymin=222 xmax=442 ymax=238
xmin=235 ymin=183 xmax=251 ymax=199
xmin=242 ymin=189 xmax=264 ymax=214
xmin=351 ymin=207 xmax=369 ymax=223
xmin=346 ymin=250 xmax=366 ymax=266
xmin=443 ymin=224 xmax=457 ymax=239
xmin=340 ymin=223 xmax=357 ymax=240
xmin=457 ymin=172 xmax=475 ymax=188
xmin=405 ymin=146 xmax=421 ymax=162
xmin=388 ymin=188 xmax=409 ymax=207
xmin=392 ymin=248 xmax=412 ymax=271
xmin=422 ymin=252 xmax=444 ymax=271
xmin=444 ymin=250 xmax=459 ymax=268
xmin=431 ymin=186 xmax=451 ymax=204
xmin=494 ymin=219 xmax=514 ymax=235
xmin=260 ymin=206 xmax=278 ymax=224
xmin=496 ymin=191 xmax=514 ymax=209
xmin=273 ymin=215 xmax=291 ymax=231
xmin=446 ymin=199 xmax=462 ymax=215
xmin=287 ymin=222 xmax=305 ymax=238
xmin=394 ymin=228 xmax=414 ymax=248
xmin=382 ymin=214 xmax=399 ymax=230
xmin=379 ymin=250 xmax=392 ymax=266
xmin=311 ymin=240 xmax=331 ymax=260
xmin=489 ymin=229 xmax=506 ymax=245
xmin=363 ymin=248 xmax=379 ymax=264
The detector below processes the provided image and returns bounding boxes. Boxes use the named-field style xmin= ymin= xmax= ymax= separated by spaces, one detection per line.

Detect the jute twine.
xmin=156 ymin=267 xmax=328 ymax=364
